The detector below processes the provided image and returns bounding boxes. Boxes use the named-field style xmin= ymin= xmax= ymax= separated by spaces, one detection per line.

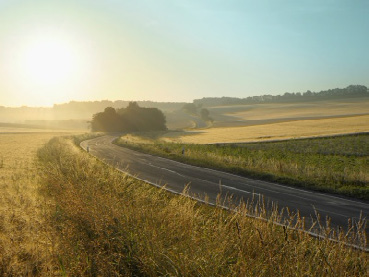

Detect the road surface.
xmin=80 ymin=135 xmax=369 ymax=239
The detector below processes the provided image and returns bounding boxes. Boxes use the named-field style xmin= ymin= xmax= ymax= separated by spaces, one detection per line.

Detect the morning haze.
xmin=0 ymin=1 xmax=368 ymax=276
xmin=0 ymin=0 xmax=368 ymax=107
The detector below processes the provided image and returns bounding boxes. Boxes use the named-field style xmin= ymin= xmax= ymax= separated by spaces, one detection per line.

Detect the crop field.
xmin=117 ymin=133 xmax=369 ymax=200
xmin=0 ymin=126 xmax=61 ymax=133
xmin=1 ymin=131 xmax=368 ymax=275
xmin=213 ymin=97 xmax=369 ymax=119
xmin=0 ymin=124 xmax=82 ymax=134
xmin=0 ymin=132 xmax=72 ymax=275
xmin=145 ymin=114 xmax=369 ymax=144
xmin=208 ymin=98 xmax=369 ymax=127
xmin=161 ymin=98 xmax=369 ymax=131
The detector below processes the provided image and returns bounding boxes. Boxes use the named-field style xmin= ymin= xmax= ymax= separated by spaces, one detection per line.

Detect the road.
xmin=81 ymin=135 xmax=369 ymax=238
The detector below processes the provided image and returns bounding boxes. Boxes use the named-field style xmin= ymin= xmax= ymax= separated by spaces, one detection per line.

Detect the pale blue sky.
xmin=0 ymin=0 xmax=368 ymax=106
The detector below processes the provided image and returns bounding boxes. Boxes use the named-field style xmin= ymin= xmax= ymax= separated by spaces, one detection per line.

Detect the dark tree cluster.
xmin=91 ymin=102 xmax=167 ymax=132
xmin=182 ymin=103 xmax=213 ymax=122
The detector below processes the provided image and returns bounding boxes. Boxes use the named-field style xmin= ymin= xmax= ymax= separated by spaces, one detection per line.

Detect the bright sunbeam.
xmin=20 ymin=37 xmax=77 ymax=85
xmin=3 ymin=29 xmax=94 ymax=106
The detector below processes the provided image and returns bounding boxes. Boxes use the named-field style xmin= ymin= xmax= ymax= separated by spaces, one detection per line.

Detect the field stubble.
xmin=157 ymin=114 xmax=369 ymax=144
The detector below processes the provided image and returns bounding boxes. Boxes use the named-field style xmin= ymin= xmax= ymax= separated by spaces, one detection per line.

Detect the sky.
xmin=0 ymin=0 xmax=368 ymax=107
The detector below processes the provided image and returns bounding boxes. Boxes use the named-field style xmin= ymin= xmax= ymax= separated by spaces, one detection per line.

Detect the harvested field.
xmin=154 ymin=114 xmax=369 ymax=144
xmin=209 ymin=98 xmax=369 ymax=128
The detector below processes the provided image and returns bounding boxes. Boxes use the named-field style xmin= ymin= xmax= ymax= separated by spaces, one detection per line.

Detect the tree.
xmin=200 ymin=108 xmax=213 ymax=122
xmin=91 ymin=103 xmax=167 ymax=132
xmin=91 ymin=107 xmax=122 ymax=132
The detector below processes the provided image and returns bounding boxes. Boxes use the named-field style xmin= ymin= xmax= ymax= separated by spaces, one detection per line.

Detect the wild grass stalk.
xmin=0 ymin=133 xmax=68 ymax=276
xmin=36 ymin=136 xmax=368 ymax=276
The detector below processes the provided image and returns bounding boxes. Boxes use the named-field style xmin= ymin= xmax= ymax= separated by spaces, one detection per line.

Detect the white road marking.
xmin=314 ymin=207 xmax=350 ymax=218
xmin=147 ymin=163 xmax=185 ymax=177
xmin=221 ymin=184 xmax=252 ymax=194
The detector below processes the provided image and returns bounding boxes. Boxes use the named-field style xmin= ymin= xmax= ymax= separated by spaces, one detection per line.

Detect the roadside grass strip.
xmin=36 ymin=135 xmax=368 ymax=276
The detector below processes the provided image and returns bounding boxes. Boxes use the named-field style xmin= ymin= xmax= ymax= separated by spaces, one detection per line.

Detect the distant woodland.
xmin=0 ymin=101 xmax=185 ymax=123
xmin=91 ymin=102 xmax=167 ymax=132
xmin=0 ymin=85 xmax=367 ymax=125
xmin=193 ymin=85 xmax=369 ymax=107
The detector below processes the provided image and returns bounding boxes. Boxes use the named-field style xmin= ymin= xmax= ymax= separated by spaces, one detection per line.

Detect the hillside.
xmin=0 ymin=100 xmax=186 ymax=122
xmin=1 ymin=85 xmax=368 ymax=131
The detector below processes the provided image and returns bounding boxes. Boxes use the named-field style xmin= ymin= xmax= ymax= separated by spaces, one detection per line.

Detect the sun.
xmin=3 ymin=30 xmax=94 ymax=106
xmin=0 ymin=25 xmax=98 ymax=106
xmin=21 ymin=37 xmax=77 ymax=85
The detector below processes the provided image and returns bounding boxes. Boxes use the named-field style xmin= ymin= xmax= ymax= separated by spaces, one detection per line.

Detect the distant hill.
xmin=193 ymin=85 xmax=369 ymax=107
xmin=0 ymin=100 xmax=187 ymax=122
xmin=1 ymin=85 xmax=367 ymax=130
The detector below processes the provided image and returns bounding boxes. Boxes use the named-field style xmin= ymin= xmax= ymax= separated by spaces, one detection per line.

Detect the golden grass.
xmin=140 ymin=114 xmax=369 ymax=144
xmin=36 ymin=136 xmax=368 ymax=276
xmin=0 ymin=126 xmax=83 ymax=133
xmin=212 ymin=98 xmax=369 ymax=121
xmin=0 ymin=132 xmax=76 ymax=275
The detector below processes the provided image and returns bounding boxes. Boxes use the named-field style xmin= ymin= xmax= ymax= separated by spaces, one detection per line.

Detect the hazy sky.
xmin=0 ymin=0 xmax=368 ymax=107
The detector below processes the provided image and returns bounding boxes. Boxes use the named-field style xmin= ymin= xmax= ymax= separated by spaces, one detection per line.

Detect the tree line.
xmin=193 ymin=85 xmax=369 ymax=107
xmin=91 ymin=102 xmax=167 ymax=132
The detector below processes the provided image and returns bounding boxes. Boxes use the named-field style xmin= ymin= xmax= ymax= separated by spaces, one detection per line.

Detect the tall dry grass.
xmin=37 ymin=136 xmax=368 ymax=276
xmin=0 ymin=133 xmax=70 ymax=275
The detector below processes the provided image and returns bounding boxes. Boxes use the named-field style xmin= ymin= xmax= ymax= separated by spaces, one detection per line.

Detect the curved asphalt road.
xmin=81 ymin=135 xmax=368 ymax=239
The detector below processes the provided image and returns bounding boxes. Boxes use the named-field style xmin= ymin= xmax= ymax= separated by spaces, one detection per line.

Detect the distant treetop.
xmin=193 ymin=85 xmax=369 ymax=107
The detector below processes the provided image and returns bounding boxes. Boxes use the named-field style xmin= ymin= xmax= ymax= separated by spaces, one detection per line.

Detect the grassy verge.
xmin=116 ymin=133 xmax=369 ymax=200
xmin=72 ymin=131 xmax=105 ymax=146
xmin=36 ymin=135 xmax=368 ymax=276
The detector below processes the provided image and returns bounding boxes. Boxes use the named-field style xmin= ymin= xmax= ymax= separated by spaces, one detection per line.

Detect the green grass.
xmin=116 ymin=133 xmax=369 ymax=200
xmin=36 ymin=135 xmax=368 ymax=276
xmin=238 ymin=134 xmax=369 ymax=156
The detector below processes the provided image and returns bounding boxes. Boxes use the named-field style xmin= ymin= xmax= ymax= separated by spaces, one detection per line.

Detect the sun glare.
xmin=3 ymin=29 xmax=94 ymax=106
xmin=21 ymin=37 xmax=77 ymax=85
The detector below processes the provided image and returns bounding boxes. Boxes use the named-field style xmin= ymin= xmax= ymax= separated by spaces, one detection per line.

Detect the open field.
xmin=0 ymin=132 xmax=74 ymax=275
xmin=0 ymin=127 xmax=75 ymax=133
xmin=117 ymin=133 xmax=369 ymax=200
xmin=209 ymin=97 xmax=369 ymax=127
xmin=0 ymin=123 xmax=87 ymax=134
xmin=140 ymin=114 xmax=369 ymax=144
xmin=35 ymin=135 xmax=368 ymax=276
xmin=1 ymin=129 xmax=368 ymax=275
xmin=159 ymin=98 xmax=369 ymax=131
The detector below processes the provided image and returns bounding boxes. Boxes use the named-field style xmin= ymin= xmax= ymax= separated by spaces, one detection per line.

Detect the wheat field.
xmin=0 ymin=126 xmax=83 ymax=134
xmin=37 ymin=135 xmax=368 ymax=276
xmin=154 ymin=114 xmax=369 ymax=144
xmin=0 ymin=131 xmax=367 ymax=275
xmin=0 ymin=132 xmax=73 ymax=275
xmin=213 ymin=98 xmax=369 ymax=122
